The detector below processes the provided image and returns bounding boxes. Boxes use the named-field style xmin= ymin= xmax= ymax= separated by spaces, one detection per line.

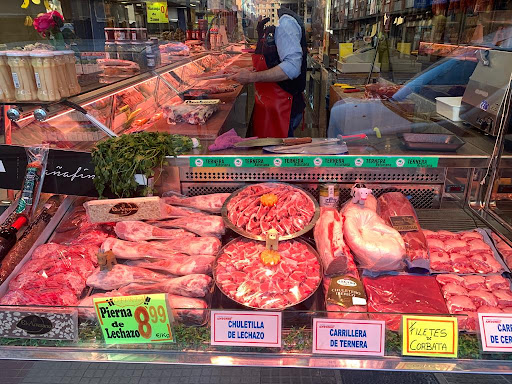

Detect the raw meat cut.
xmin=491 ymin=232 xmax=512 ymax=268
xmin=126 ymin=255 xmax=215 ymax=276
xmin=436 ymin=274 xmax=464 ymax=286
xmin=427 ymin=230 xmax=504 ymax=274
xmin=78 ymin=292 xmax=123 ymax=320
xmin=459 ymin=312 xmax=478 ymax=331
xmin=117 ymin=274 xmax=213 ymax=297
xmin=468 ymin=290 xmax=498 ymax=307
xmin=157 ymin=237 xmax=221 ymax=256
xmin=162 ymin=192 xmax=229 ymax=213
xmin=164 ymin=103 xmax=218 ymax=125
xmin=478 ymin=306 xmax=503 ymax=313
xmin=168 ymin=295 xmax=208 ymax=325
xmin=441 ymin=283 xmax=468 ymax=298
xmin=314 ymin=208 xmax=355 ymax=276
xmin=342 ymin=204 xmax=405 ymax=272
xmin=363 ymin=275 xmax=448 ymax=331
xmin=485 ymin=275 xmax=510 ymax=290
xmin=0 ymin=287 xmax=79 ymax=306
xmin=446 ymin=295 xmax=477 ymax=313
xmin=444 ymin=239 xmax=468 ymax=253
xmin=462 ymin=275 xmax=486 ymax=290
xmin=163 ymin=204 xmax=202 ymax=218
xmin=147 ymin=215 xmax=225 ymax=237
xmin=31 ymin=243 xmax=99 ymax=264
xmin=377 ymin=192 xmax=429 ymax=270
xmin=430 ymin=251 xmax=452 ymax=271
xmin=115 ymin=221 xmax=196 ymax=242
xmin=86 ymin=264 xmax=166 ymax=290
xmin=495 ymin=290 xmax=512 ymax=307
xmin=102 ymin=238 xmax=176 ymax=260
xmin=226 ymin=183 xmax=316 ymax=237
xmin=215 ymin=238 xmax=321 ymax=309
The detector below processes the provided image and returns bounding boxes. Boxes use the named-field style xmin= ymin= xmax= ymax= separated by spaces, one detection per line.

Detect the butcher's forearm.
xmin=253 ymin=65 xmax=289 ymax=82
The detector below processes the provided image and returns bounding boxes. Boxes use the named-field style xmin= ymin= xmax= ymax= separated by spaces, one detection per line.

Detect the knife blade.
xmin=235 ymin=137 xmax=312 ymax=148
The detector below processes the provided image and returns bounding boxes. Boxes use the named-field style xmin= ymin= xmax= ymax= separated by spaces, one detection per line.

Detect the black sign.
xmin=389 ymin=215 xmax=419 ymax=232
xmin=0 ymin=144 xmax=97 ymax=197
xmin=16 ymin=315 xmax=53 ymax=335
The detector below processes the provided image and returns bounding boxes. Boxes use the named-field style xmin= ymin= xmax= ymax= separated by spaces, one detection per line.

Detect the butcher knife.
xmin=235 ymin=137 xmax=312 ymax=148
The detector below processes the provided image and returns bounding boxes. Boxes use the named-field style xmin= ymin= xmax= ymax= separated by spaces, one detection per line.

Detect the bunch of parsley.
xmin=92 ymin=132 xmax=194 ymax=198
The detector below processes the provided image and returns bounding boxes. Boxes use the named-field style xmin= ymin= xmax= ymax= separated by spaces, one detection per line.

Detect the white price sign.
xmin=479 ymin=313 xmax=512 ymax=352
xmin=211 ymin=311 xmax=282 ymax=348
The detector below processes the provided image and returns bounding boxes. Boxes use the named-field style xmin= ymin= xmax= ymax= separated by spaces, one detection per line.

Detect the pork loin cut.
xmin=314 ymin=208 xmax=356 ymax=276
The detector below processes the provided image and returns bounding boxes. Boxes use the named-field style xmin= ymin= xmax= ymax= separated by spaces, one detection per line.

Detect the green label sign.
xmin=94 ymin=294 xmax=174 ymax=344
xmin=189 ymin=156 xmax=438 ymax=168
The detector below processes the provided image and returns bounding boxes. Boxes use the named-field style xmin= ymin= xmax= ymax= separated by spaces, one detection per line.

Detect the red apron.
xmin=252 ymin=54 xmax=293 ymax=138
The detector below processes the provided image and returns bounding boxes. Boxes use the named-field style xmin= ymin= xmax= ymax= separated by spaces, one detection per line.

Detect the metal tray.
xmin=399 ymin=133 xmax=465 ymax=152
xmin=221 ymin=182 xmax=320 ymax=241
xmin=213 ymin=236 xmax=323 ymax=310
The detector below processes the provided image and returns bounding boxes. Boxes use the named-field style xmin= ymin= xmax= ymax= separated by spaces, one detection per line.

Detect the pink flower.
xmin=33 ymin=11 xmax=64 ymax=36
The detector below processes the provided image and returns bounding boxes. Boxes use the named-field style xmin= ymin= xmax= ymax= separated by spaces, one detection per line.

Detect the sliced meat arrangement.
xmin=226 ymin=183 xmax=316 ymax=237
xmin=364 ymin=275 xmax=448 ymax=331
xmin=147 ymin=215 xmax=225 ymax=237
xmin=215 ymin=238 xmax=321 ymax=309
xmin=377 ymin=192 xmax=429 ymax=271
xmin=342 ymin=199 xmax=405 ymax=272
xmin=162 ymin=192 xmax=230 ymax=213
xmin=115 ymin=221 xmax=196 ymax=242
xmin=426 ymin=230 xmax=504 ymax=274
xmin=314 ymin=207 xmax=356 ymax=276
xmin=436 ymin=274 xmax=511 ymax=331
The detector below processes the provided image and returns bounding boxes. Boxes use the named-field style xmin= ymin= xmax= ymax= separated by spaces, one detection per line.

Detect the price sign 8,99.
xmin=94 ymin=293 xmax=174 ymax=344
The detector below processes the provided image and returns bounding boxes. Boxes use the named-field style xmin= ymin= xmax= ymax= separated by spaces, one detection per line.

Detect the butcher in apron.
xmin=230 ymin=8 xmax=307 ymax=138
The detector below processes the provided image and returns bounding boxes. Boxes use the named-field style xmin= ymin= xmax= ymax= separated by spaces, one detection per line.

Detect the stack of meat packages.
xmin=0 ymin=205 xmax=115 ymax=307
xmin=80 ymin=192 xmax=230 ymax=326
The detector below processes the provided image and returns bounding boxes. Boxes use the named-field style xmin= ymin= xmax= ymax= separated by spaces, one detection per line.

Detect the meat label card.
xmin=211 ymin=311 xmax=282 ymax=347
xmin=312 ymin=318 xmax=385 ymax=356
xmin=94 ymin=294 xmax=175 ymax=344
xmin=402 ymin=316 xmax=458 ymax=358
xmin=190 ymin=156 xmax=439 ymax=169
xmin=0 ymin=309 xmax=78 ymax=341
xmin=478 ymin=313 xmax=512 ymax=352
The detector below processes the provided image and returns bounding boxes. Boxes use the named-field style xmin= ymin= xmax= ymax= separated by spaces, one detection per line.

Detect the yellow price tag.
xmin=402 ymin=316 xmax=458 ymax=358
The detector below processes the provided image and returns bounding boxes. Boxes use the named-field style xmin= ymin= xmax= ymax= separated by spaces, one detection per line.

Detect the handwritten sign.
xmin=478 ymin=313 xmax=512 ymax=352
xmin=211 ymin=311 xmax=282 ymax=347
xmin=402 ymin=316 xmax=458 ymax=358
xmin=146 ymin=2 xmax=168 ymax=23
xmin=189 ymin=156 xmax=439 ymax=168
xmin=94 ymin=294 xmax=174 ymax=344
xmin=312 ymin=319 xmax=385 ymax=356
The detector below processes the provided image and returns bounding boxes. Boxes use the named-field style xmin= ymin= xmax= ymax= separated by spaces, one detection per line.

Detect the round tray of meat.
xmin=214 ymin=237 xmax=323 ymax=310
xmin=222 ymin=182 xmax=320 ymax=241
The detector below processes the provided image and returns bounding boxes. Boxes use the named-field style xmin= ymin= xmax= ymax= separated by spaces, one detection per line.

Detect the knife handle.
xmin=282 ymin=137 xmax=312 ymax=146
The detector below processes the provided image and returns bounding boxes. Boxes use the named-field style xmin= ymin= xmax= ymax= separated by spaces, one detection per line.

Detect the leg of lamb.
xmin=115 ymin=221 xmax=196 ymax=242
xmin=147 ymin=215 xmax=225 ymax=237
xmin=126 ymin=255 xmax=215 ymax=275
xmin=86 ymin=264 xmax=166 ymax=290
xmin=162 ymin=192 xmax=230 ymax=213
xmin=117 ymin=274 xmax=213 ymax=297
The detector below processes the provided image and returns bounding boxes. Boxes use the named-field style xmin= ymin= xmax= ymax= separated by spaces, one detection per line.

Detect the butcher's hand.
xmin=228 ymin=68 xmax=255 ymax=84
